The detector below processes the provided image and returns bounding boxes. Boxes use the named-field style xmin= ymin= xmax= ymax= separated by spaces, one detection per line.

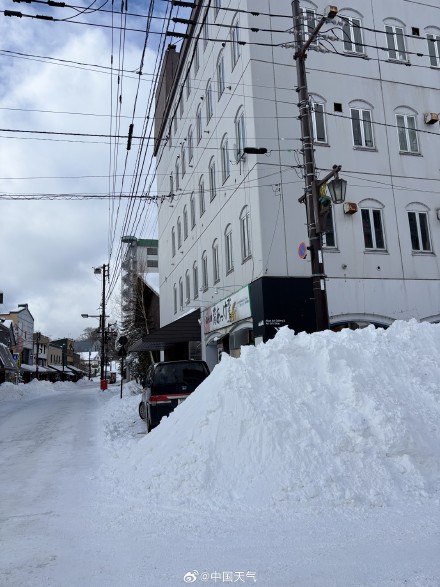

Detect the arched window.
xmin=206 ymin=79 xmax=213 ymax=122
xmin=240 ymin=206 xmax=251 ymax=260
xmin=384 ymin=18 xmax=408 ymax=62
xmin=185 ymin=270 xmax=190 ymax=304
xmin=225 ymin=224 xmax=233 ymax=273
xmin=231 ymin=15 xmax=240 ymax=68
xmin=359 ymin=199 xmax=386 ymax=251
xmin=217 ymin=50 xmax=225 ymax=98
xmin=235 ymin=107 xmax=246 ymax=160
xmin=177 ymin=217 xmax=182 ymax=249
xmin=212 ymin=239 xmax=220 ymax=283
xmin=406 ymin=202 xmax=432 ymax=252
xmin=193 ymin=262 xmax=199 ymax=299
xmin=201 ymin=251 xmax=208 ymax=291
xmin=221 ymin=135 xmax=230 ymax=183
xmin=183 ymin=205 xmax=188 ymax=240
xmin=199 ymin=176 xmax=206 ymax=216
xmin=175 ymin=157 xmax=180 ymax=189
xmin=349 ymin=100 xmax=375 ymax=149
xmin=196 ymin=105 xmax=202 ymax=143
xmin=179 ymin=278 xmax=184 ymax=310
xmin=181 ymin=144 xmax=186 ymax=178
xmin=340 ymin=10 xmax=364 ymax=54
xmin=169 ymin=172 xmax=174 ymax=196
xmin=190 ymin=192 xmax=196 ymax=228
xmin=209 ymin=158 xmax=216 ymax=201
xmin=171 ymin=227 xmax=176 ymax=257
xmin=310 ymin=94 xmax=327 ymax=144
xmin=395 ymin=106 xmax=419 ymax=154
xmin=173 ymin=284 xmax=177 ymax=314
xmin=188 ymin=126 xmax=194 ymax=162
xmin=426 ymin=27 xmax=440 ymax=67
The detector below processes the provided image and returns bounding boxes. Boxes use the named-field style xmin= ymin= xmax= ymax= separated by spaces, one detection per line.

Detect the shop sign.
xmin=204 ymin=286 xmax=251 ymax=334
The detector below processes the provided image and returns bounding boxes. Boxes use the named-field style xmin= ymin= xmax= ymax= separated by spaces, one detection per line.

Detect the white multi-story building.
xmin=154 ymin=0 xmax=440 ymax=369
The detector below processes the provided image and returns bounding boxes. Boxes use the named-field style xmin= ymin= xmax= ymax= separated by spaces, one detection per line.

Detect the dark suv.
xmin=138 ymin=360 xmax=210 ymax=432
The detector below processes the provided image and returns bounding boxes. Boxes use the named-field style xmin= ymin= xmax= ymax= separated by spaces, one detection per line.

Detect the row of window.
xmin=172 ymin=208 xmax=251 ymax=313
xmin=312 ymin=103 xmax=426 ymax=155
xmin=306 ymin=8 xmax=440 ymax=68
xmin=324 ymin=206 xmax=433 ymax=253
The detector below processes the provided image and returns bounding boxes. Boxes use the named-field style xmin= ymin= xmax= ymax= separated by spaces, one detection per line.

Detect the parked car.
xmin=138 ymin=360 xmax=210 ymax=432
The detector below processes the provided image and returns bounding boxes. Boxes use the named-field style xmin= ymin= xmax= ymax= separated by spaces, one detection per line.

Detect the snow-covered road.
xmin=1 ymin=321 xmax=440 ymax=586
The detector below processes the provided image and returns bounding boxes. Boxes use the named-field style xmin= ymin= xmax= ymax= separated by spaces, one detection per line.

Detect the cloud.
xmin=0 ymin=12 xmax=158 ymax=339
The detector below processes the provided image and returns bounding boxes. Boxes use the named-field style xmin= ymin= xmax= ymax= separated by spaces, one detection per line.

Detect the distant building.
xmin=0 ymin=304 xmax=34 ymax=365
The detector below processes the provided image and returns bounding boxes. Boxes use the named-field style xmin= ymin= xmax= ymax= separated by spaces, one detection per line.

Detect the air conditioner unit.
xmin=343 ymin=202 xmax=358 ymax=215
xmin=424 ymin=112 xmax=439 ymax=125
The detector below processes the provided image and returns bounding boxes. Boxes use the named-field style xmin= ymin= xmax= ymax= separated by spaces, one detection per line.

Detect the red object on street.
xmin=100 ymin=379 xmax=108 ymax=391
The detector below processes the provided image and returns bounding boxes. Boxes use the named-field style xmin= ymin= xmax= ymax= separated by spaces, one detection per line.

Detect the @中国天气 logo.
xmin=183 ymin=570 xmax=199 ymax=583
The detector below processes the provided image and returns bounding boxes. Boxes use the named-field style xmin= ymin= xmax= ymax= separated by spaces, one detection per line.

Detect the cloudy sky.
xmin=0 ymin=0 xmax=171 ymax=339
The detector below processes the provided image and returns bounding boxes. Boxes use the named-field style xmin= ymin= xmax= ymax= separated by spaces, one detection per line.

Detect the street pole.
xmin=292 ymin=0 xmax=334 ymax=331
xmin=35 ymin=332 xmax=40 ymax=380
xmin=98 ymin=263 xmax=109 ymax=388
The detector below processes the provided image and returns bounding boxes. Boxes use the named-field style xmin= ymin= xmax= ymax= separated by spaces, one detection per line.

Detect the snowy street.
xmin=1 ymin=321 xmax=440 ymax=586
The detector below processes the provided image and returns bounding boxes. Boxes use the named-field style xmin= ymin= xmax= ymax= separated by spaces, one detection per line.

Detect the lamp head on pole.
xmin=327 ymin=166 xmax=347 ymax=204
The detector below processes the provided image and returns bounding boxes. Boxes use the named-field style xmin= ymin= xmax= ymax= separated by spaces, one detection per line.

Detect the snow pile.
xmin=107 ymin=320 xmax=440 ymax=513
xmin=0 ymin=378 xmax=87 ymax=402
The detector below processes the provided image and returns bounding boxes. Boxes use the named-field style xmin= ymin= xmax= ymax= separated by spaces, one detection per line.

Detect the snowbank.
xmin=107 ymin=320 xmax=440 ymax=513
xmin=0 ymin=378 xmax=88 ymax=402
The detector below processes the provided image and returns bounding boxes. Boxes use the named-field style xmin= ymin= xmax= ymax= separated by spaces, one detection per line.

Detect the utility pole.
xmin=292 ymin=2 xmax=339 ymax=331
xmin=35 ymin=331 xmax=40 ymax=380
xmin=95 ymin=263 xmax=109 ymax=389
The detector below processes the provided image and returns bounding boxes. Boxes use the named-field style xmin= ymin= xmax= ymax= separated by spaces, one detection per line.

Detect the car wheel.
xmin=138 ymin=401 xmax=146 ymax=420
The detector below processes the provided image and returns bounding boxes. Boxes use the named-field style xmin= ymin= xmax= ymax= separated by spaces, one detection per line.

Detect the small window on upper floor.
xmin=311 ymin=101 xmax=327 ymax=144
xmin=196 ymin=106 xmax=202 ymax=144
xmin=235 ymin=107 xmax=246 ymax=161
xmin=427 ymin=32 xmax=440 ymax=67
xmin=361 ymin=207 xmax=386 ymax=250
xmin=396 ymin=112 xmax=419 ymax=154
xmin=217 ymin=51 xmax=225 ymax=98
xmin=231 ymin=16 xmax=241 ymax=68
xmin=407 ymin=206 xmax=432 ymax=252
xmin=194 ymin=41 xmax=200 ymax=74
xmin=188 ymin=127 xmax=194 ymax=162
xmin=341 ymin=15 xmax=364 ymax=54
xmin=385 ymin=22 xmax=408 ymax=62
xmin=350 ymin=107 xmax=374 ymax=149
xmin=206 ymin=79 xmax=213 ymax=123
xmin=221 ymin=135 xmax=230 ymax=184
xmin=190 ymin=192 xmax=196 ymax=228
xmin=177 ymin=217 xmax=182 ymax=249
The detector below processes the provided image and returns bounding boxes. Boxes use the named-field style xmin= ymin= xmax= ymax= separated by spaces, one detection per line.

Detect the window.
xmin=311 ymin=102 xmax=327 ymax=143
xmin=322 ymin=208 xmax=336 ymax=248
xmin=202 ymin=251 xmax=208 ymax=291
xmin=427 ymin=33 xmax=440 ymax=67
xmin=168 ymin=124 xmax=172 ymax=148
xmin=301 ymin=8 xmax=317 ymax=45
xmin=175 ymin=157 xmax=180 ymax=190
xmin=196 ymin=106 xmax=202 ymax=143
xmin=185 ymin=68 xmax=191 ymax=98
xmin=193 ymin=262 xmax=199 ymax=299
xmin=171 ymin=227 xmax=176 ymax=257
xmin=212 ymin=239 xmax=220 ymax=283
xmin=179 ymin=278 xmax=184 ymax=310
xmin=183 ymin=205 xmax=188 ymax=240
xmin=396 ymin=114 xmax=419 ymax=153
xmin=225 ymin=224 xmax=233 ymax=273
xmin=206 ymin=80 xmax=213 ymax=122
xmin=199 ymin=177 xmax=205 ymax=216
xmin=179 ymin=91 xmax=184 ymax=118
xmin=169 ymin=172 xmax=174 ymax=196
xmin=235 ymin=108 xmax=246 ymax=160
xmin=173 ymin=284 xmax=177 ymax=314
xmin=240 ymin=206 xmax=251 ymax=260
xmin=174 ymin=115 xmax=177 ymax=134
xmin=217 ymin=52 xmax=225 ymax=98
xmin=177 ymin=217 xmax=182 ymax=249
xmin=203 ymin=17 xmax=209 ymax=50
xmin=351 ymin=108 xmax=374 ymax=148
xmin=342 ymin=16 xmax=364 ymax=53
xmin=209 ymin=158 xmax=216 ymax=201
xmin=408 ymin=211 xmax=431 ymax=252
xmin=190 ymin=192 xmax=196 ymax=228
xmin=185 ymin=270 xmax=190 ymax=304
xmin=231 ymin=17 xmax=240 ymax=67
xmin=194 ymin=42 xmax=200 ymax=74
xmin=385 ymin=25 xmax=407 ymax=61
xmin=188 ymin=127 xmax=193 ymax=162
xmin=221 ymin=135 xmax=230 ymax=183
xmin=361 ymin=208 xmax=386 ymax=250
xmin=181 ymin=145 xmax=186 ymax=178
xmin=213 ymin=0 xmax=220 ymax=18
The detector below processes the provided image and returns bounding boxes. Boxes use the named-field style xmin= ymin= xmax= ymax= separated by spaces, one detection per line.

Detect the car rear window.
xmin=152 ymin=362 xmax=208 ymax=394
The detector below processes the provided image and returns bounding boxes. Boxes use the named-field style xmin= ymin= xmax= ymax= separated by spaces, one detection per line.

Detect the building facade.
xmin=0 ymin=304 xmax=34 ymax=365
xmin=154 ymin=0 xmax=440 ymax=368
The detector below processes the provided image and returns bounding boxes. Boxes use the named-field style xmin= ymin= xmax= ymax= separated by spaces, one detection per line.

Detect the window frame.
xmin=342 ymin=16 xmax=364 ymax=53
xmin=209 ymin=158 xmax=216 ymax=201
xmin=221 ymin=135 xmax=230 ymax=184
xmin=427 ymin=33 xmax=440 ymax=67
xmin=190 ymin=192 xmax=196 ymax=228
xmin=408 ymin=211 xmax=432 ymax=252
xmin=173 ymin=284 xmax=177 ymax=314
xmin=322 ymin=207 xmax=337 ymax=248
xmin=193 ymin=262 xmax=199 ymax=299
xmin=206 ymin=79 xmax=213 ymax=123
xmin=351 ymin=108 xmax=374 ymax=149
xmin=196 ymin=106 xmax=202 ymax=144
xmin=225 ymin=224 xmax=234 ymax=274
xmin=185 ymin=270 xmax=190 ymax=305
xmin=231 ymin=17 xmax=240 ymax=68
xmin=240 ymin=206 xmax=251 ymax=261
xmin=179 ymin=278 xmax=184 ymax=310
xmin=212 ymin=239 xmax=220 ymax=283
xmin=202 ymin=251 xmax=208 ymax=291
xmin=385 ymin=24 xmax=408 ymax=61
xmin=396 ymin=114 xmax=419 ymax=154
xmin=217 ymin=51 xmax=225 ymax=98
xmin=171 ymin=227 xmax=176 ymax=257
xmin=177 ymin=216 xmax=182 ymax=249
xmin=183 ymin=205 xmax=188 ymax=241
xmin=361 ymin=207 xmax=386 ymax=251
xmin=311 ymin=102 xmax=327 ymax=144
xmin=235 ymin=108 xmax=246 ymax=161
xmin=188 ymin=127 xmax=194 ymax=162
xmin=199 ymin=177 xmax=205 ymax=216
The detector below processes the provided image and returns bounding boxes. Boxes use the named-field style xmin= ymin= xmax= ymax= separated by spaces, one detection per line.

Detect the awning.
xmin=129 ymin=309 xmax=201 ymax=352
xmin=20 ymin=364 xmax=51 ymax=373
xmin=0 ymin=343 xmax=18 ymax=371
xmin=47 ymin=365 xmax=74 ymax=376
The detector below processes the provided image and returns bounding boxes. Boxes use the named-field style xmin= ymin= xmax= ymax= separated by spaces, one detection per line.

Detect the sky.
xmin=1 ymin=319 xmax=440 ymax=585
xmin=0 ymin=0 xmax=170 ymax=339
